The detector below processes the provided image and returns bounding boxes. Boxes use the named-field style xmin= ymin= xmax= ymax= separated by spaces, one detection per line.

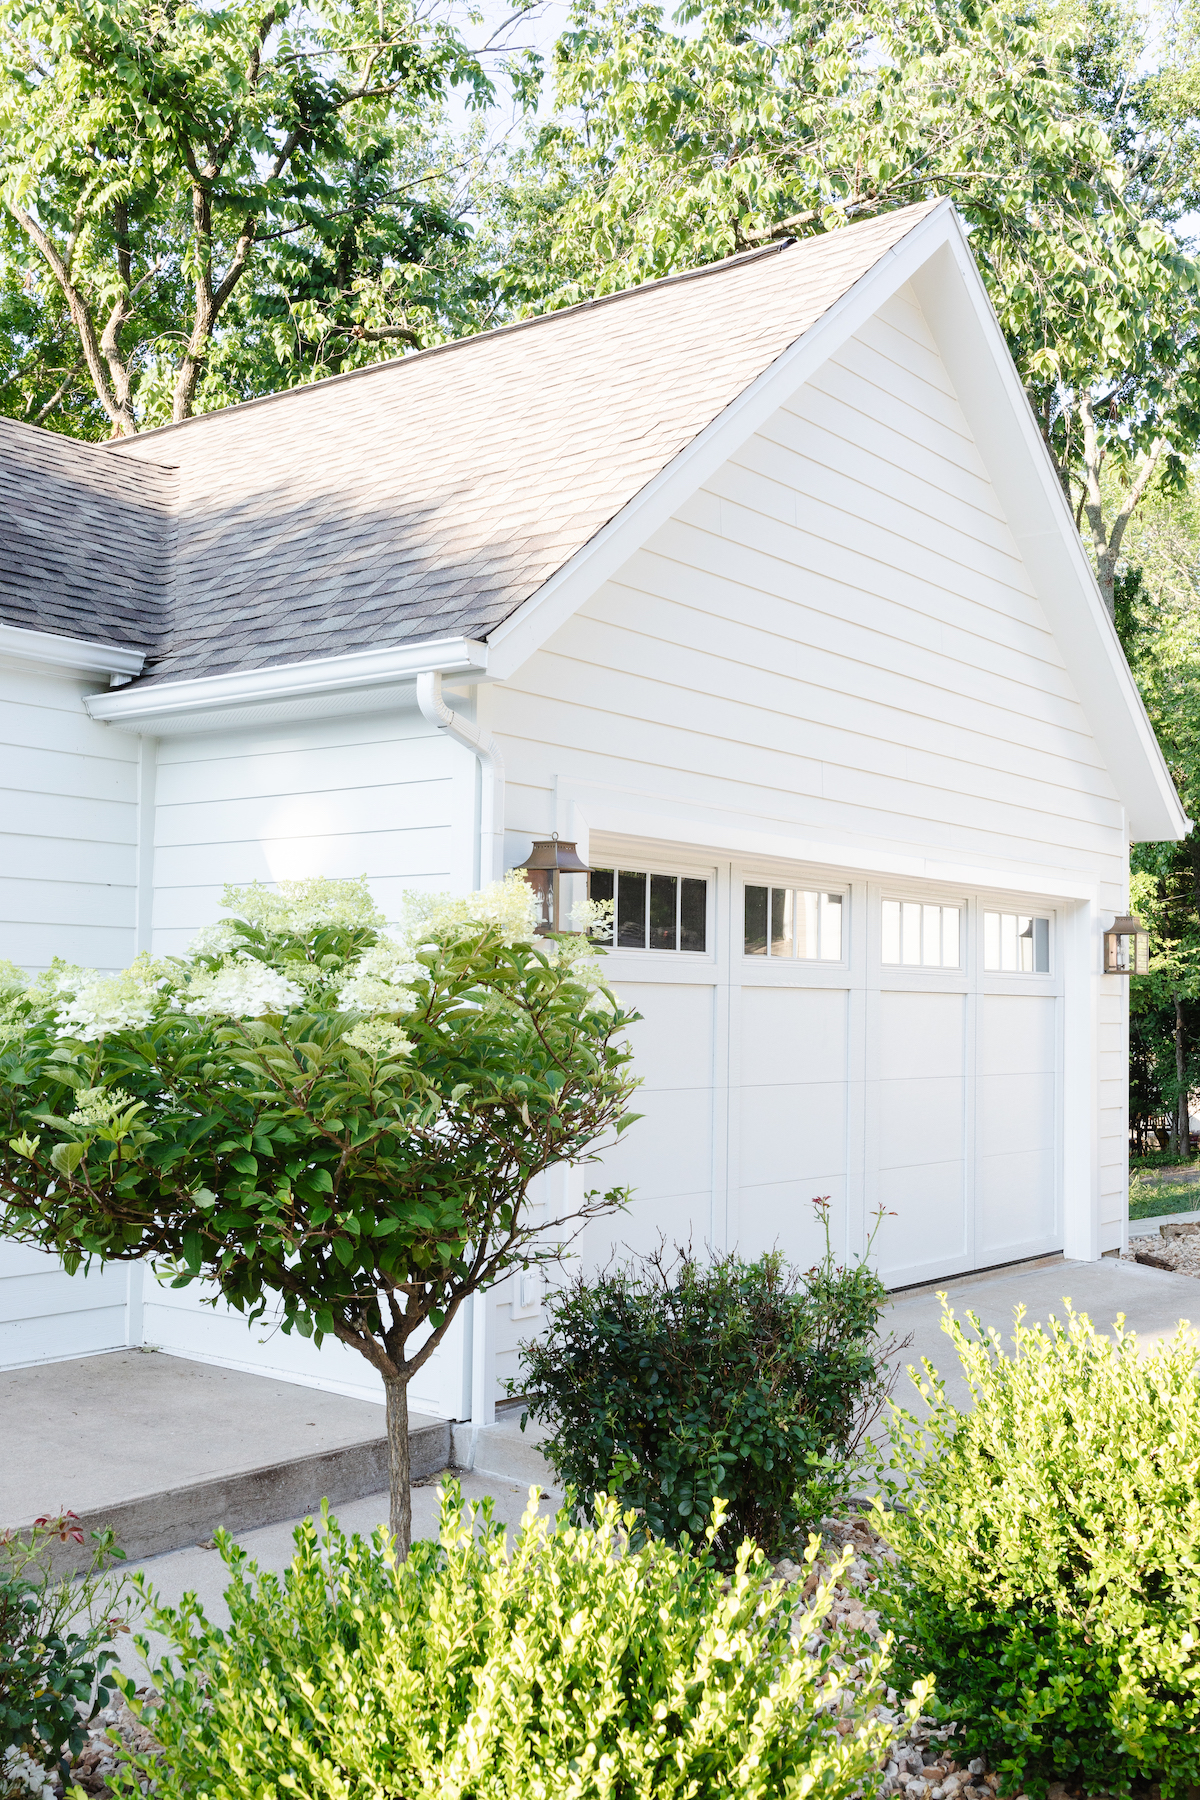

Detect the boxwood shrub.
xmin=115 ymin=1486 xmax=906 ymax=1800
xmin=875 ymin=1303 xmax=1200 ymax=1799
xmin=516 ymin=1233 xmax=895 ymax=1560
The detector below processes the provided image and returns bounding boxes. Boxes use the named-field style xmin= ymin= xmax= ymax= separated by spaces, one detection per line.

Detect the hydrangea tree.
xmin=0 ymin=876 xmax=638 ymax=1555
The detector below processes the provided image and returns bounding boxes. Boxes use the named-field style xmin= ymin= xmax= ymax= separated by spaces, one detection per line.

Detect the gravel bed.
xmin=1122 ymin=1219 xmax=1200 ymax=1275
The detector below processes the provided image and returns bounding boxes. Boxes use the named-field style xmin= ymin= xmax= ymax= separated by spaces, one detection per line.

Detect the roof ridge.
xmin=0 ymin=411 xmax=178 ymax=473
xmin=105 ymin=202 xmax=937 ymax=453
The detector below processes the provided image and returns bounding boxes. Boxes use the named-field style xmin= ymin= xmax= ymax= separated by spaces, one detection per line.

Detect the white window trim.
xmin=588 ymin=858 xmax=717 ymax=962
xmin=739 ymin=877 xmax=850 ymax=969
xmin=880 ymin=894 xmax=966 ymax=974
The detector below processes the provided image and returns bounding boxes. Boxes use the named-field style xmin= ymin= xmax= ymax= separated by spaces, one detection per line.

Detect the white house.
xmin=0 ymin=198 xmax=1186 ymax=1421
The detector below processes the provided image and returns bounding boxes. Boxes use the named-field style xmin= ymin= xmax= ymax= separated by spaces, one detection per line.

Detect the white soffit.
xmin=86 ymin=635 xmax=488 ymax=735
xmin=486 ymin=202 xmax=1187 ymax=845
xmin=0 ymin=620 xmax=145 ymax=680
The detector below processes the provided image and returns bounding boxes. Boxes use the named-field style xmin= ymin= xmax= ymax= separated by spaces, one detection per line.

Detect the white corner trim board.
xmin=0 ymin=621 xmax=145 ymax=680
xmin=85 ymin=635 xmax=489 ymax=734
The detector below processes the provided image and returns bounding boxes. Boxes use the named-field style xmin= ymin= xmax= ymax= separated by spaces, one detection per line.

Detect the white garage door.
xmin=592 ymin=849 xmax=1063 ymax=1292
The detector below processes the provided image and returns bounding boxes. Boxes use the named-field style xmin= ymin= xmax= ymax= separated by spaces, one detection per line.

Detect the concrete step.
xmin=2 ymin=1349 xmax=448 ymax=1572
xmin=452 ymin=1408 xmax=560 ymax=1494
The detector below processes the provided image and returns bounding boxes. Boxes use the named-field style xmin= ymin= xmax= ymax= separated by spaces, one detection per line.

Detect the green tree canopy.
xmin=0 ymin=0 xmax=522 ymax=434
xmin=0 ymin=876 xmax=638 ymax=1554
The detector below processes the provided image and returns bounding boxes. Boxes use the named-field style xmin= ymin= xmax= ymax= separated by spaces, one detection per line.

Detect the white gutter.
xmin=416 ymin=671 xmax=505 ymax=885
xmin=0 ymin=621 xmax=145 ymax=682
xmin=84 ymin=635 xmax=488 ymax=733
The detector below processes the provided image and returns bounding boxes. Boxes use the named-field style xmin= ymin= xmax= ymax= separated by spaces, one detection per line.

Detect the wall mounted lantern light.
xmin=516 ymin=833 xmax=591 ymax=935
xmin=1103 ymin=914 xmax=1149 ymax=976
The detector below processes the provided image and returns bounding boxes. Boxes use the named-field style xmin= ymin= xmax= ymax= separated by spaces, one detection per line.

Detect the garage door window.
xmin=744 ymin=887 xmax=843 ymax=960
xmin=882 ymin=899 xmax=961 ymax=968
xmin=984 ymin=911 xmax=1050 ymax=973
xmin=588 ymin=869 xmax=707 ymax=952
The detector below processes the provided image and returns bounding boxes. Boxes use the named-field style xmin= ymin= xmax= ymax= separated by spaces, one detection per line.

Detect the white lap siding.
xmin=493 ymin=280 xmax=1129 ymax=1299
xmin=0 ymin=657 xmax=141 ymax=1366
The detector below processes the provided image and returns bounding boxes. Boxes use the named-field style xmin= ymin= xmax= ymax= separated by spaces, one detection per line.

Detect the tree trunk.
xmin=383 ymin=1372 xmax=412 ymax=1558
xmin=1175 ymin=991 xmax=1189 ymax=1159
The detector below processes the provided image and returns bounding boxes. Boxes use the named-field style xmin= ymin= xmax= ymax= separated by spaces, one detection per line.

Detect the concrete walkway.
xmin=0 ymin=1349 xmax=448 ymax=1568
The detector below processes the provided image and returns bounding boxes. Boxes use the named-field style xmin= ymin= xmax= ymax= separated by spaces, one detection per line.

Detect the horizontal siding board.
xmin=153 ymin=826 xmax=453 ymax=899
xmin=0 ymin=876 xmax=135 ymax=929
xmin=1 ymin=791 xmax=135 ymax=843
xmin=154 ymin=709 xmax=438 ymax=769
xmin=0 ymin=922 xmax=135 ymax=969
xmin=0 ymin=834 xmax=133 ymax=886
xmin=154 ymin=736 xmax=451 ymax=808
xmin=154 ymin=780 xmax=450 ymax=847
xmin=794 ymin=357 xmax=992 ymax=485
xmin=584 ymin=580 xmax=1108 ymax=786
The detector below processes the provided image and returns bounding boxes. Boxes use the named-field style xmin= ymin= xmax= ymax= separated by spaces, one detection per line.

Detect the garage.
xmin=590 ymin=850 xmax=1062 ymax=1291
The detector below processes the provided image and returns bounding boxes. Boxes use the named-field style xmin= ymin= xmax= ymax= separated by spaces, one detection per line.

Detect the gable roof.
xmin=98 ymin=201 xmax=940 ymax=688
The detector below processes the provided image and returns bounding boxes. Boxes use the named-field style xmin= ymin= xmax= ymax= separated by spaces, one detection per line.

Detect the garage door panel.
xmin=597 ymin=1086 xmax=713 ymax=1198
xmin=740 ymin=1082 xmax=847 ymax=1186
xmin=978 ymin=1072 xmax=1055 ymax=1157
xmin=879 ymin=990 xmax=965 ymax=1078
xmin=977 ymin=1148 xmax=1058 ymax=1258
xmin=610 ymin=983 xmax=714 ymax=1091
xmin=739 ymin=987 xmax=848 ymax=1087
xmin=874 ymin=1159 xmax=969 ymax=1280
xmin=878 ymin=1075 xmax=964 ymax=1168
xmin=736 ymin=1178 xmax=845 ymax=1267
xmin=979 ymin=995 xmax=1056 ymax=1076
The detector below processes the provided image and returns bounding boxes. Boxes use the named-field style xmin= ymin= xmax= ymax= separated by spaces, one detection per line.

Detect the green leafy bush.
xmin=115 ymin=1486 xmax=911 ymax=1800
xmin=876 ymin=1303 xmax=1200 ymax=1799
xmin=515 ymin=1219 xmax=897 ymax=1560
xmin=1 ymin=1512 xmax=128 ymax=1779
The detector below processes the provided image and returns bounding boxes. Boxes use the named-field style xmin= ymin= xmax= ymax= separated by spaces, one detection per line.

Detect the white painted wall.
xmin=0 ymin=655 xmax=143 ymax=1367
xmin=494 ymin=281 xmax=1130 ymax=1290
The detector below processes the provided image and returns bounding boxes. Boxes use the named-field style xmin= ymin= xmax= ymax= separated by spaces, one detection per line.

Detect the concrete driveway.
xmin=882 ymin=1252 xmax=1199 ymax=1415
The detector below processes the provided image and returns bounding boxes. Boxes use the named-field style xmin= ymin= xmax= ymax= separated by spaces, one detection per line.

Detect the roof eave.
xmin=84 ymin=634 xmax=488 ymax=735
xmin=0 ymin=620 xmax=145 ymax=680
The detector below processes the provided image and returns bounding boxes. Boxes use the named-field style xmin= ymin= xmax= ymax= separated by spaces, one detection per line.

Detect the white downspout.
xmin=415 ymin=669 xmax=504 ymax=1433
xmin=415 ymin=671 xmax=505 ymax=886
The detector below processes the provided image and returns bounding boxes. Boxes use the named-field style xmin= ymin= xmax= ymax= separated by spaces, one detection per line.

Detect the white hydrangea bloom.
xmin=187 ymin=920 xmax=240 ymax=958
xmin=183 ymin=962 xmax=305 ymax=1019
xmin=399 ymin=872 xmax=541 ymax=947
xmin=343 ymin=1020 xmax=413 ymax=1059
xmin=68 ymin=1086 xmax=137 ymax=1130
xmin=54 ymin=966 xmax=159 ymax=1042
xmin=335 ymin=939 xmax=424 ymax=1014
xmin=219 ymin=876 xmax=385 ymax=936
xmin=2 ymin=1746 xmax=56 ymax=1800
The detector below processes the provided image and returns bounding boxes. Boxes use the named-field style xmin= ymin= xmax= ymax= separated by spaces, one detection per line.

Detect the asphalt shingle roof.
xmin=0 ymin=202 xmax=940 ymax=687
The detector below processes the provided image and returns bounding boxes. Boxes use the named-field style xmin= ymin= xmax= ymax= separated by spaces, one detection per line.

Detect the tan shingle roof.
xmin=2 ymin=202 xmax=941 ymax=684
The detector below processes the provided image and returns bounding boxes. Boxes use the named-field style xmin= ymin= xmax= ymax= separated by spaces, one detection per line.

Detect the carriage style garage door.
xmin=590 ymin=849 xmax=1063 ymax=1292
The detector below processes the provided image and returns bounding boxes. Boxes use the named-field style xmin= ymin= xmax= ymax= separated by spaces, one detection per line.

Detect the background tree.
xmin=1115 ymin=474 xmax=1200 ymax=1154
xmin=0 ymin=0 xmax=523 ymax=433
xmin=486 ymin=0 xmax=1200 ymax=614
xmin=0 ymin=876 xmax=637 ymax=1556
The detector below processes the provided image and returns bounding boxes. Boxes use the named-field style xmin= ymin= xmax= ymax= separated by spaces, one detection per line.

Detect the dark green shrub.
xmin=113 ymin=1486 xmax=908 ymax=1800
xmin=875 ymin=1303 xmax=1200 ymax=1799
xmin=515 ymin=1217 xmax=896 ymax=1559
xmin=0 ymin=1513 xmax=128 ymax=1778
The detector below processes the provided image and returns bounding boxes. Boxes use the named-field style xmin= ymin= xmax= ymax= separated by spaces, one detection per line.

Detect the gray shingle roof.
xmin=0 ymin=203 xmax=940 ymax=686
xmin=0 ymin=420 xmax=173 ymax=652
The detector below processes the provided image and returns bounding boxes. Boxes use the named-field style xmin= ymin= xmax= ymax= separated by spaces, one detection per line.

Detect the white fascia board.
xmin=0 ymin=621 xmax=145 ymax=680
xmin=486 ymin=200 xmax=963 ymax=681
xmin=86 ymin=634 xmax=488 ymax=734
xmin=909 ymin=225 xmax=1189 ymax=845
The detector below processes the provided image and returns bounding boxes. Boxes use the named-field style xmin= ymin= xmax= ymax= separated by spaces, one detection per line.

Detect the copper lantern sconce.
xmin=517 ymin=833 xmax=591 ymax=935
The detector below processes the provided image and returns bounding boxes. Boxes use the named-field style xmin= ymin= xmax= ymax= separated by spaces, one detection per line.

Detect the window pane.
xmin=649 ymin=873 xmax=678 ymax=951
xmin=771 ymin=888 xmax=793 ymax=958
xmin=882 ymin=899 xmax=901 ymax=964
xmin=617 ymin=870 xmax=647 ymax=949
xmin=744 ymin=885 xmax=768 ymax=956
xmin=1017 ymin=915 xmax=1034 ymax=972
xmin=1001 ymin=911 xmax=1017 ymax=971
xmin=901 ymin=901 xmax=922 ymax=965
xmin=680 ymin=878 xmax=707 ymax=953
xmin=983 ymin=910 xmax=1000 ymax=971
xmin=941 ymin=906 xmax=960 ymax=967
xmin=794 ymin=890 xmax=818 ymax=959
xmin=590 ymin=868 xmax=614 ymax=907
xmin=820 ymin=893 xmax=842 ymax=961
xmin=1033 ymin=916 xmax=1050 ymax=972
xmin=922 ymin=904 xmax=941 ymax=966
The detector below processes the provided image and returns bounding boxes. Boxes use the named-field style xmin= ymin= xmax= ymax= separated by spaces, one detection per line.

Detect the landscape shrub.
xmin=515 ymin=1217 xmax=897 ymax=1560
xmin=114 ymin=1485 xmax=911 ymax=1800
xmin=875 ymin=1303 xmax=1200 ymax=1799
xmin=0 ymin=1513 xmax=127 ymax=1786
